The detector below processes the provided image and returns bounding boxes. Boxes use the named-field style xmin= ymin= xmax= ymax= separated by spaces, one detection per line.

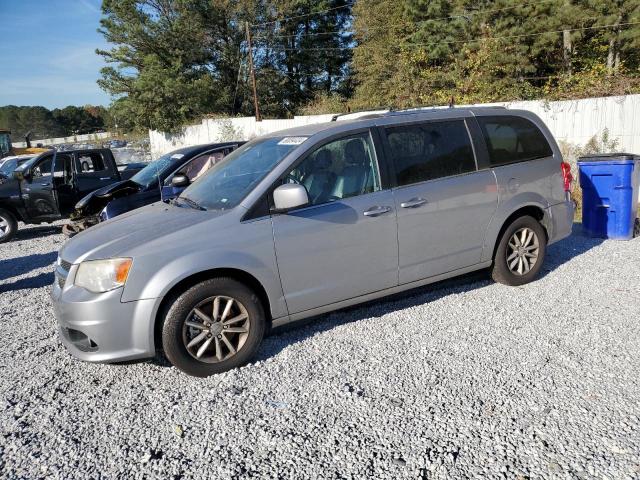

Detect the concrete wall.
xmin=149 ymin=115 xmax=335 ymax=158
xmin=13 ymin=131 xmax=113 ymax=148
xmin=142 ymin=94 xmax=637 ymax=158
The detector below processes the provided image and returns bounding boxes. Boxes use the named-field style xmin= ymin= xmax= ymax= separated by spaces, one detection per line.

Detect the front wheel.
xmin=491 ymin=215 xmax=547 ymax=286
xmin=0 ymin=208 xmax=17 ymax=243
xmin=161 ymin=278 xmax=266 ymax=377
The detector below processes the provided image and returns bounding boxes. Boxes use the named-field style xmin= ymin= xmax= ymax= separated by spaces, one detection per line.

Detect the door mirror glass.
xmin=273 ymin=184 xmax=309 ymax=211
xmin=13 ymin=169 xmax=26 ymax=181
xmin=171 ymin=173 xmax=190 ymax=188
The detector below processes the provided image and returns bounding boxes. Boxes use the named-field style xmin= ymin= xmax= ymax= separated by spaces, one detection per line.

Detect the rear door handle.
xmin=100 ymin=177 xmax=112 ymax=180
xmin=400 ymin=197 xmax=428 ymax=208
xmin=40 ymin=182 xmax=51 ymax=187
xmin=363 ymin=206 xmax=392 ymax=217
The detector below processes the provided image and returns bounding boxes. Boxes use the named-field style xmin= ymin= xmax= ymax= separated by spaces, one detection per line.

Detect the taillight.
xmin=561 ymin=162 xmax=573 ymax=192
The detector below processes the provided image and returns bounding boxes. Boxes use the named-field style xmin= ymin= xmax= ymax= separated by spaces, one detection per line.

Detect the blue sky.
xmin=0 ymin=0 xmax=111 ymax=108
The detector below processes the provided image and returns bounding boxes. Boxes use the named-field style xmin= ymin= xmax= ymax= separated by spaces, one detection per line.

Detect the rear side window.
xmin=385 ymin=120 xmax=476 ymax=187
xmin=477 ymin=116 xmax=553 ymax=166
xmin=77 ymin=152 xmax=107 ymax=173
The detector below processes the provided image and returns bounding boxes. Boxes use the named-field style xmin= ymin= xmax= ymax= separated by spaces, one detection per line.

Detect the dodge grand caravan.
xmin=52 ymin=108 xmax=574 ymax=377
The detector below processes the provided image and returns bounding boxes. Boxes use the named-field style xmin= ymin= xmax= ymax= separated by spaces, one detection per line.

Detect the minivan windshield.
xmin=179 ymin=136 xmax=304 ymax=210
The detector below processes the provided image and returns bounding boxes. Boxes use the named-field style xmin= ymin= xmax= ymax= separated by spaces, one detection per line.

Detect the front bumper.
xmin=51 ymin=264 xmax=157 ymax=363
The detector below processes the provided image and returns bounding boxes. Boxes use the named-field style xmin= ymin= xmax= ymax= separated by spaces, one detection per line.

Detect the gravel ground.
xmin=1 ymin=222 xmax=639 ymax=479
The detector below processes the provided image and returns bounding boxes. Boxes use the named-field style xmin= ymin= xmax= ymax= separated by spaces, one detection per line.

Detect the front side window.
xmin=180 ymin=151 xmax=225 ymax=182
xmin=32 ymin=156 xmax=53 ymax=178
xmin=285 ymin=133 xmax=381 ymax=206
xmin=385 ymin=120 xmax=476 ymax=187
xmin=478 ymin=116 xmax=553 ymax=166
xmin=181 ymin=137 xmax=304 ymax=210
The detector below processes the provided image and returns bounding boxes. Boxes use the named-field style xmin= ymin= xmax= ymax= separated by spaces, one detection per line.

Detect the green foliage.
xmin=96 ymin=0 xmax=353 ymax=129
xmin=350 ymin=0 xmax=640 ymax=110
xmin=0 ymin=105 xmax=108 ymax=139
xmin=91 ymin=0 xmax=640 ymax=127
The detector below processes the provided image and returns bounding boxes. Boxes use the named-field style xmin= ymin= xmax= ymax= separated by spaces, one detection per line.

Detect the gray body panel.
xmin=272 ymin=189 xmax=398 ymax=314
xmin=393 ymin=169 xmax=498 ymax=284
xmin=53 ymin=107 xmax=574 ymax=363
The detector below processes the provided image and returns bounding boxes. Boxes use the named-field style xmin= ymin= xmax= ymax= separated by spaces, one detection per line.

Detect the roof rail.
xmin=330 ymin=107 xmax=391 ymax=121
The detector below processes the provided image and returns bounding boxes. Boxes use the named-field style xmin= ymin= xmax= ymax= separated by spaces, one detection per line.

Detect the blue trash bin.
xmin=578 ymin=153 xmax=639 ymax=240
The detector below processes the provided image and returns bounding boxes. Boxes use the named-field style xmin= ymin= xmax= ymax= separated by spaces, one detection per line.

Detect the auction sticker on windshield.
xmin=171 ymin=154 xmax=185 ymax=159
xmin=278 ymin=137 xmax=307 ymax=145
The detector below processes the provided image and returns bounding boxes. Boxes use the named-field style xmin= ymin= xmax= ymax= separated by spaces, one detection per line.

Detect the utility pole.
xmin=245 ymin=21 xmax=261 ymax=122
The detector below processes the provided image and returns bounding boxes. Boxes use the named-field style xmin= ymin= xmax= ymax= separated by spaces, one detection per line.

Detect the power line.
xmin=251 ymin=0 xmax=558 ymax=31
xmin=253 ymin=30 xmax=353 ymax=40
xmin=251 ymin=2 xmax=354 ymax=28
xmin=262 ymin=21 xmax=640 ymax=51
xmin=414 ymin=0 xmax=558 ymax=24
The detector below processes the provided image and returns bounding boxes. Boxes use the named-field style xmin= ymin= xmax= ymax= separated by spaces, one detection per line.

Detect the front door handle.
xmin=100 ymin=177 xmax=112 ymax=180
xmin=40 ymin=182 xmax=51 ymax=187
xmin=400 ymin=197 xmax=428 ymax=208
xmin=363 ymin=206 xmax=392 ymax=217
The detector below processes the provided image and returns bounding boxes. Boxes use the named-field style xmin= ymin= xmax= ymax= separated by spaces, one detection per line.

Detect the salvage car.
xmin=0 ymin=154 xmax=35 ymax=181
xmin=64 ymin=142 xmax=243 ymax=236
xmin=0 ymin=148 xmax=147 ymax=242
xmin=53 ymin=107 xmax=574 ymax=377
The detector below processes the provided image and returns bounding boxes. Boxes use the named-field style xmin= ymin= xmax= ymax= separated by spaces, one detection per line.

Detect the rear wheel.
xmin=0 ymin=208 xmax=17 ymax=243
xmin=491 ymin=215 xmax=547 ymax=286
xmin=161 ymin=278 xmax=266 ymax=377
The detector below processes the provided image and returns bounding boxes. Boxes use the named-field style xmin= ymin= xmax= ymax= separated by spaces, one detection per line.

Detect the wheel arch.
xmin=153 ymin=267 xmax=273 ymax=351
xmin=0 ymin=203 xmax=23 ymax=222
xmin=489 ymin=204 xmax=549 ymax=262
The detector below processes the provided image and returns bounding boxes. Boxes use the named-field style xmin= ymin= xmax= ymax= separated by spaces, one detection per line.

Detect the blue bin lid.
xmin=578 ymin=153 xmax=639 ymax=165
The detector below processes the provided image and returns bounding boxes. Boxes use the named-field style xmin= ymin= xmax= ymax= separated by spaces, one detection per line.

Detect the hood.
xmin=60 ymin=202 xmax=231 ymax=263
xmin=73 ymin=179 xmax=141 ymax=217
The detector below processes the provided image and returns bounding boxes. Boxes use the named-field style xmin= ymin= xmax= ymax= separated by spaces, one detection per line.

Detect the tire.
xmin=491 ymin=215 xmax=547 ymax=286
xmin=161 ymin=277 xmax=266 ymax=377
xmin=0 ymin=208 xmax=18 ymax=243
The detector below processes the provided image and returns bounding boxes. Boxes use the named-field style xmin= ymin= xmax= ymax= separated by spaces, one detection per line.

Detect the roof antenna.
xmin=449 ymin=96 xmax=455 ymax=108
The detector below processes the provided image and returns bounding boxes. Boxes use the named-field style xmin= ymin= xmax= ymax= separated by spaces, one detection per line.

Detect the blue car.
xmin=64 ymin=142 xmax=243 ymax=236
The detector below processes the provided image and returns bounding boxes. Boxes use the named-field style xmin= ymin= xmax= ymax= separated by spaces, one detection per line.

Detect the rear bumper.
xmin=51 ymin=270 xmax=157 ymax=363
xmin=547 ymin=200 xmax=575 ymax=245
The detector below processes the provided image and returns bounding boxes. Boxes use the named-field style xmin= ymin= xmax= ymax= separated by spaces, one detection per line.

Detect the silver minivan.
xmin=52 ymin=108 xmax=574 ymax=377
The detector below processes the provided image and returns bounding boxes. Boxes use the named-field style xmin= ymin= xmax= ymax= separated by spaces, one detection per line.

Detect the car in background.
xmin=107 ymin=139 xmax=127 ymax=149
xmin=53 ymin=107 xmax=574 ymax=377
xmin=0 ymin=148 xmax=147 ymax=242
xmin=64 ymin=142 xmax=243 ymax=236
xmin=0 ymin=154 xmax=35 ymax=182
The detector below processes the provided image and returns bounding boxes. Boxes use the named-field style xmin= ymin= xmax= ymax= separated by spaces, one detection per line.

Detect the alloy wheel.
xmin=506 ymin=227 xmax=540 ymax=276
xmin=0 ymin=217 xmax=8 ymax=236
xmin=182 ymin=295 xmax=250 ymax=363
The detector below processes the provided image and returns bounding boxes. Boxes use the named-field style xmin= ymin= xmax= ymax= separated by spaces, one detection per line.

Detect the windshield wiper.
xmin=175 ymin=196 xmax=207 ymax=211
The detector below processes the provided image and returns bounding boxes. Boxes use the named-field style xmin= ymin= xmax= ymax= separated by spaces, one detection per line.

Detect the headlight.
xmin=75 ymin=258 xmax=132 ymax=293
xmin=98 ymin=206 xmax=108 ymax=222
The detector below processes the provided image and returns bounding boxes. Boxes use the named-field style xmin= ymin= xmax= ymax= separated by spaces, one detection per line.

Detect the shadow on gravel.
xmin=0 ymin=272 xmax=55 ymax=293
xmin=259 ymin=223 xmax=604 ymax=362
xmin=537 ymin=223 xmax=604 ymax=279
xmin=0 ymin=252 xmax=57 ymax=281
xmin=100 ymin=224 xmax=607 ymax=370
xmin=14 ymin=224 xmax=61 ymax=241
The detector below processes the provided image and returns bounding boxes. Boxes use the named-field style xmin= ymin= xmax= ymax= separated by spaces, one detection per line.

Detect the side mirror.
xmin=273 ymin=184 xmax=309 ymax=212
xmin=13 ymin=170 xmax=27 ymax=181
xmin=171 ymin=173 xmax=190 ymax=188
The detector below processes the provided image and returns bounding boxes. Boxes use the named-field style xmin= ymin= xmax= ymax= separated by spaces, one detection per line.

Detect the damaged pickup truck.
xmin=0 ymin=148 xmax=146 ymax=242
xmin=64 ymin=142 xmax=243 ymax=237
